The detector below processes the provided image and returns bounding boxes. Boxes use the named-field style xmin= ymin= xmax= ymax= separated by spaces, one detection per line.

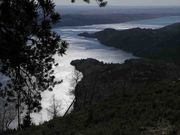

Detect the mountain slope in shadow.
xmin=79 ymin=23 xmax=180 ymax=60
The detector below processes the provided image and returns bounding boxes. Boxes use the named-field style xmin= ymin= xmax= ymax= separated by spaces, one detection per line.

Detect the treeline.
xmin=13 ymin=58 xmax=180 ymax=135
xmin=79 ymin=22 xmax=180 ymax=60
xmin=70 ymin=58 xmax=180 ymax=134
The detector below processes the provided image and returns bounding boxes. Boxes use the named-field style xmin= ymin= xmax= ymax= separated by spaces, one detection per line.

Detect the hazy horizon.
xmin=54 ymin=0 xmax=180 ymax=6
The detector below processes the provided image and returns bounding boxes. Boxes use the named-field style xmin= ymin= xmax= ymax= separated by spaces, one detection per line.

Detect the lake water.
xmin=28 ymin=16 xmax=180 ymax=124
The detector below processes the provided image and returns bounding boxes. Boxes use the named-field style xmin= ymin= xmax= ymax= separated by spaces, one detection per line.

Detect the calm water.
xmin=28 ymin=16 xmax=180 ymax=124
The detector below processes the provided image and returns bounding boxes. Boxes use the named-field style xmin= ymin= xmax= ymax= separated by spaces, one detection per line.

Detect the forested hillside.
xmin=2 ymin=0 xmax=180 ymax=134
xmin=79 ymin=23 xmax=180 ymax=60
xmin=13 ymin=58 xmax=180 ymax=135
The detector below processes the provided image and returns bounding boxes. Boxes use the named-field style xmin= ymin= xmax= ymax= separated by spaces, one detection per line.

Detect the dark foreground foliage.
xmin=11 ymin=58 xmax=180 ymax=135
xmin=0 ymin=0 xmax=68 ymax=130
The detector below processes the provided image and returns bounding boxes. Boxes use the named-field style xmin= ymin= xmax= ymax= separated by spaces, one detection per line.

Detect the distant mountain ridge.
xmin=54 ymin=14 xmax=180 ymax=27
xmin=79 ymin=22 xmax=180 ymax=60
xmin=55 ymin=6 xmax=180 ymax=27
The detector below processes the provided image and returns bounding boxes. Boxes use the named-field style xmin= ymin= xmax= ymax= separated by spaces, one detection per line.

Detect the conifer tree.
xmin=0 ymin=0 xmax=107 ymax=129
xmin=0 ymin=0 xmax=67 ymax=129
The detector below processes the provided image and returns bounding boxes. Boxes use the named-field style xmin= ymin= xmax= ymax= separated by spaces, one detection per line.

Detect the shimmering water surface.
xmin=29 ymin=16 xmax=180 ymax=124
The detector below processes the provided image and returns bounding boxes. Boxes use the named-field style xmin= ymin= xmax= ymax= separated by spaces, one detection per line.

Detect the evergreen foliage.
xmin=0 ymin=0 xmax=107 ymax=130
xmin=0 ymin=0 xmax=67 ymax=129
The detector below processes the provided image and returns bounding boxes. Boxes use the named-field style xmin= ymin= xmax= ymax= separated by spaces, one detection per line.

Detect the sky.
xmin=54 ymin=0 xmax=180 ymax=6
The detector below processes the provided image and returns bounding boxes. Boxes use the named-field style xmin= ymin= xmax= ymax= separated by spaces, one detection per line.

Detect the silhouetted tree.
xmin=72 ymin=0 xmax=107 ymax=7
xmin=0 ymin=99 xmax=17 ymax=132
xmin=70 ymin=70 xmax=82 ymax=95
xmin=21 ymin=112 xmax=32 ymax=129
xmin=0 ymin=0 xmax=107 ymax=130
xmin=46 ymin=95 xmax=62 ymax=119
xmin=0 ymin=0 xmax=67 ymax=129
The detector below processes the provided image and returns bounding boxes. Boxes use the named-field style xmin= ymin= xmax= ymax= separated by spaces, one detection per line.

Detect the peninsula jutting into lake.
xmin=1 ymin=1 xmax=180 ymax=135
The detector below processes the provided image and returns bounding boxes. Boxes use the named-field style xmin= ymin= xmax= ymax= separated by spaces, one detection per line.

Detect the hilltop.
xmin=13 ymin=58 xmax=180 ymax=135
xmin=79 ymin=23 xmax=180 ymax=60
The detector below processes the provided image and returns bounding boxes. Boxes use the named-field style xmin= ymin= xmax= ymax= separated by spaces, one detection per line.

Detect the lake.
xmin=29 ymin=16 xmax=180 ymax=124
